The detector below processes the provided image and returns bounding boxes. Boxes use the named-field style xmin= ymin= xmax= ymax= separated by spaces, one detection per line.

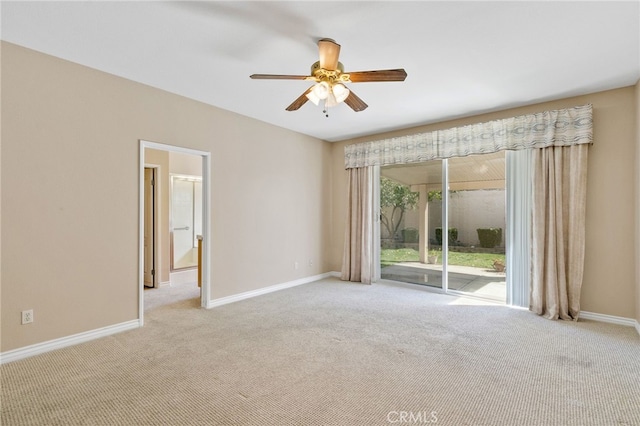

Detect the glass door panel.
xmin=380 ymin=161 xmax=443 ymax=289
xmin=447 ymin=152 xmax=506 ymax=302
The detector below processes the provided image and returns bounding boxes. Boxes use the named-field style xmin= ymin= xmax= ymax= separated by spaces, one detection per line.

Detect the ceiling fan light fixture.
xmin=312 ymin=81 xmax=330 ymax=100
xmin=332 ymin=83 xmax=350 ymax=103
xmin=325 ymin=92 xmax=338 ymax=108
xmin=305 ymin=90 xmax=321 ymax=106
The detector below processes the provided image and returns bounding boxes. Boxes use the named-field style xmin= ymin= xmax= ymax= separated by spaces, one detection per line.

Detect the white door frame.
xmin=138 ymin=140 xmax=212 ymax=325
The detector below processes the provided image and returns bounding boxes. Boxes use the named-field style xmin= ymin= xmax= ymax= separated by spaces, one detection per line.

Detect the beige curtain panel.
xmin=341 ymin=167 xmax=374 ymax=284
xmin=530 ymin=144 xmax=589 ymax=320
xmin=344 ymin=104 xmax=592 ymax=169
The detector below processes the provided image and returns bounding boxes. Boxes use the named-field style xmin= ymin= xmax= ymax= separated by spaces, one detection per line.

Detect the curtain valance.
xmin=344 ymin=104 xmax=592 ymax=169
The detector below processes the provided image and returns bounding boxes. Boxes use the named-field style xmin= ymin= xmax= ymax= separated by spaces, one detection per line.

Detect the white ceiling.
xmin=2 ymin=1 xmax=639 ymax=142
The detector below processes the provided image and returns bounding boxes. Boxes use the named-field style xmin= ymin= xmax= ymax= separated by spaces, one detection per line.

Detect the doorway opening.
xmin=139 ymin=141 xmax=211 ymax=325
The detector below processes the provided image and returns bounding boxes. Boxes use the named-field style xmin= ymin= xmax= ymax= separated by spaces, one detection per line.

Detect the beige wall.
xmin=331 ymin=86 xmax=638 ymax=320
xmin=1 ymin=42 xmax=332 ymax=352
xmin=636 ymin=80 xmax=640 ymax=326
xmin=0 ymin=42 xmax=3 ymax=326
xmin=169 ymin=151 xmax=202 ymax=177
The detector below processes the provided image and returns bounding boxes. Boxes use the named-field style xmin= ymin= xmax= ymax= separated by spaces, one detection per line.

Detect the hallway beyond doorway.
xmin=144 ymin=281 xmax=200 ymax=311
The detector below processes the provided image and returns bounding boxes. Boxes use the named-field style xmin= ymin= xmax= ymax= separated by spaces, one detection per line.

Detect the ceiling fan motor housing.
xmin=310 ymin=61 xmax=346 ymax=83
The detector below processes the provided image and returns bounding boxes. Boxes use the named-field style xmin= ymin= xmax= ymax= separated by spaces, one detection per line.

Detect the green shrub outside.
xmin=435 ymin=227 xmax=458 ymax=245
xmin=477 ymin=228 xmax=502 ymax=248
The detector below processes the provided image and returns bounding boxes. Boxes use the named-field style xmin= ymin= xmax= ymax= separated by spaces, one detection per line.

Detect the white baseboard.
xmin=580 ymin=311 xmax=637 ymax=328
xmin=636 ymin=321 xmax=640 ymax=337
xmin=0 ymin=273 xmax=342 ymax=363
xmin=206 ymin=272 xmax=338 ymax=308
xmin=0 ymin=319 xmax=140 ymax=365
xmin=158 ymin=280 xmax=170 ymax=288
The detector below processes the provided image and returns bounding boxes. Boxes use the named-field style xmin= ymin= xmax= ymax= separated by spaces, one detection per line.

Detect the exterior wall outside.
xmin=1 ymin=42 xmax=332 ymax=352
xmin=423 ymin=189 xmax=505 ymax=247
xmin=331 ymin=86 xmax=638 ymax=319
xmin=384 ymin=189 xmax=506 ymax=248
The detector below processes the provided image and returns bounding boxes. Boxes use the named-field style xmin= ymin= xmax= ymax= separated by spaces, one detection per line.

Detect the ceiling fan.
xmin=250 ymin=38 xmax=407 ymax=116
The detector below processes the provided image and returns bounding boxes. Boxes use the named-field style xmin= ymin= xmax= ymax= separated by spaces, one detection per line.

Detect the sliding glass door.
xmin=380 ymin=151 xmax=506 ymax=302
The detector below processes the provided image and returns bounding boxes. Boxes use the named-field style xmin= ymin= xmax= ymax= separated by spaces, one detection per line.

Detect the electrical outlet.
xmin=308 ymin=259 xmax=313 ymax=267
xmin=294 ymin=262 xmax=299 ymax=270
xmin=21 ymin=309 xmax=34 ymax=325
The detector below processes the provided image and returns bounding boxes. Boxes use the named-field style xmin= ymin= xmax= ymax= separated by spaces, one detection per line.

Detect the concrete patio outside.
xmin=381 ymin=262 xmax=506 ymax=302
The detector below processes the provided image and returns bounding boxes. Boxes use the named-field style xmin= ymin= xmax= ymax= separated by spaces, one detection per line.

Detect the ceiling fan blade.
xmin=347 ymin=69 xmax=407 ymax=82
xmin=285 ymin=87 xmax=313 ymax=111
xmin=250 ymin=74 xmax=310 ymax=80
xmin=344 ymin=90 xmax=368 ymax=112
xmin=318 ymin=38 xmax=341 ymax=71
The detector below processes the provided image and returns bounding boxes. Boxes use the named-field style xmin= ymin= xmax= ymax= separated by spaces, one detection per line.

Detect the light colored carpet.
xmin=1 ymin=278 xmax=639 ymax=425
xmin=144 ymin=281 xmax=201 ymax=311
